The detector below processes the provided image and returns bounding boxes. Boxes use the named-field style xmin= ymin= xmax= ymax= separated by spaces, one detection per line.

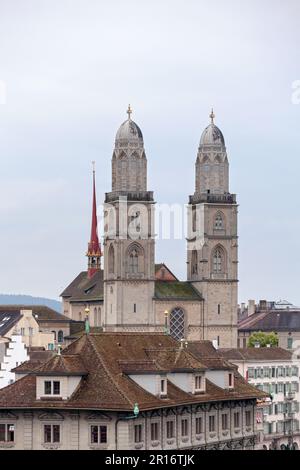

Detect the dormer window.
xmin=160 ymin=378 xmax=167 ymax=396
xmin=44 ymin=380 xmax=60 ymax=396
xmin=228 ymin=373 xmax=234 ymax=389
xmin=195 ymin=375 xmax=202 ymax=391
xmin=194 ymin=374 xmax=204 ymax=393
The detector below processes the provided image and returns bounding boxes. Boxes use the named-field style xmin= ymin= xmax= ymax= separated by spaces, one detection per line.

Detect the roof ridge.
xmin=86 ymin=335 xmax=133 ymax=408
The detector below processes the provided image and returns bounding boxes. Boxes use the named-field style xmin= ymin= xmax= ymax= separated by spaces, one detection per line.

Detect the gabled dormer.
xmin=35 ymin=354 xmax=87 ymax=400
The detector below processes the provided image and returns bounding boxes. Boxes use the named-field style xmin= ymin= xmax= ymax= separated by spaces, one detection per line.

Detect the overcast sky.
xmin=0 ymin=0 xmax=299 ymax=304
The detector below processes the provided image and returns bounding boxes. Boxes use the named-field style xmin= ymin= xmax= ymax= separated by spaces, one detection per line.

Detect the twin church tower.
xmin=62 ymin=107 xmax=238 ymax=348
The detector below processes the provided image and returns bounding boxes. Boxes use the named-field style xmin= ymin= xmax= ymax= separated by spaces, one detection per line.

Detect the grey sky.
xmin=0 ymin=0 xmax=299 ymax=303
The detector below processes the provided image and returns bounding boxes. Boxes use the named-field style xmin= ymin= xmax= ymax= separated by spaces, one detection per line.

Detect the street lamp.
xmin=164 ymin=310 xmax=169 ymax=335
xmin=85 ymin=306 xmax=90 ymax=334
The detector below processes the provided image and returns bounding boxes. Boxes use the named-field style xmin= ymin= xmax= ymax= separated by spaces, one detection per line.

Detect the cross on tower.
xmin=210 ymin=108 xmax=215 ymax=124
xmin=127 ymin=104 xmax=132 ymax=120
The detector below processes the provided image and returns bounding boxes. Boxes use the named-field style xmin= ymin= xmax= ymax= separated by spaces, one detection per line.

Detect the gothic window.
xmin=214 ymin=212 xmax=224 ymax=230
xmin=170 ymin=307 xmax=185 ymax=341
xmin=212 ymin=246 xmax=225 ymax=273
xmin=191 ymin=250 xmax=198 ymax=275
xmin=192 ymin=207 xmax=197 ymax=233
xmin=127 ymin=243 xmax=144 ymax=275
xmin=108 ymin=245 xmax=115 ymax=274
xmin=129 ymin=249 xmax=139 ymax=273
xmin=57 ymin=330 xmax=64 ymax=343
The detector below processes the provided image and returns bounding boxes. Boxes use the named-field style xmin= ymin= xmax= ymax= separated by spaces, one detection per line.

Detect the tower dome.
xmin=111 ymin=105 xmax=147 ymax=192
xmin=115 ymin=105 xmax=144 ymax=148
xmin=199 ymin=109 xmax=225 ymax=147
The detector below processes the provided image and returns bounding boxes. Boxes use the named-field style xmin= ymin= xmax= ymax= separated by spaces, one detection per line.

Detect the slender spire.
xmin=127 ymin=104 xmax=132 ymax=120
xmin=210 ymin=108 xmax=215 ymax=124
xmin=86 ymin=162 xmax=101 ymax=278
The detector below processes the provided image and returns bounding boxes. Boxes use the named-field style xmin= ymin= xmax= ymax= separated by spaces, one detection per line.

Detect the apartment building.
xmin=220 ymin=346 xmax=300 ymax=450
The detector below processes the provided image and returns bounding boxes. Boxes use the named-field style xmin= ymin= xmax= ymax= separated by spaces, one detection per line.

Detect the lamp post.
xmin=85 ymin=306 xmax=90 ymax=334
xmin=115 ymin=403 xmax=139 ymax=449
xmin=164 ymin=310 xmax=169 ymax=335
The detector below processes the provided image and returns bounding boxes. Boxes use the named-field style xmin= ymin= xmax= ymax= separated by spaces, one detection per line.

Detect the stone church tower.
xmin=187 ymin=110 xmax=238 ymax=347
xmin=103 ymin=106 xmax=155 ymax=330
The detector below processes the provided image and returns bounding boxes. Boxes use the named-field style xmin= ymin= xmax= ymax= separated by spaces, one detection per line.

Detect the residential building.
xmin=0 ymin=333 xmax=265 ymax=450
xmin=238 ymin=299 xmax=300 ymax=350
xmin=220 ymin=346 xmax=300 ymax=449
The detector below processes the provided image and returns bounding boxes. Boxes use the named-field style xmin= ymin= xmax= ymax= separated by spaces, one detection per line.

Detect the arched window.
xmin=94 ymin=307 xmax=97 ymax=326
xmin=212 ymin=246 xmax=225 ymax=273
xmin=129 ymin=249 xmax=139 ymax=273
xmin=98 ymin=307 xmax=101 ymax=327
xmin=57 ymin=330 xmax=64 ymax=343
xmin=191 ymin=250 xmax=198 ymax=275
xmin=108 ymin=245 xmax=115 ymax=274
xmin=170 ymin=307 xmax=185 ymax=341
xmin=214 ymin=212 xmax=224 ymax=230
xmin=51 ymin=330 xmax=56 ymax=341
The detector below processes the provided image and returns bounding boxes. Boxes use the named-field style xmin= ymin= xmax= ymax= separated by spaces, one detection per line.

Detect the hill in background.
xmin=0 ymin=294 xmax=61 ymax=312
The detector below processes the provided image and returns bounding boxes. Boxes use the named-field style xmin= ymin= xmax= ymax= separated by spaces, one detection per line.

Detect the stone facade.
xmin=0 ymin=402 xmax=257 ymax=450
xmin=61 ymin=110 xmax=238 ymax=349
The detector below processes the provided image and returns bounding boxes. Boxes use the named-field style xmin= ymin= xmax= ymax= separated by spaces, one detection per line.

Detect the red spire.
xmin=87 ymin=162 xmax=101 ymax=278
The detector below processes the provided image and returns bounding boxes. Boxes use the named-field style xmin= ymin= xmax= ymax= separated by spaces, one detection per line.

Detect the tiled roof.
xmin=60 ymin=270 xmax=104 ymax=302
xmin=0 ymin=311 xmax=22 ymax=336
xmin=0 ymin=305 xmax=70 ymax=323
xmin=186 ymin=341 xmax=236 ymax=370
xmin=35 ymin=354 xmax=88 ymax=376
xmin=12 ymin=350 xmax=55 ymax=373
xmin=0 ymin=333 xmax=265 ymax=411
xmin=155 ymin=263 xmax=178 ymax=282
xmin=154 ymin=281 xmax=203 ymax=301
xmin=238 ymin=310 xmax=300 ymax=332
xmin=219 ymin=347 xmax=294 ymax=361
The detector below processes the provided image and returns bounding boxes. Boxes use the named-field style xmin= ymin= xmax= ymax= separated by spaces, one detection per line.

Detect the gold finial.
xmin=92 ymin=161 xmax=95 ymax=174
xmin=210 ymin=108 xmax=215 ymax=124
xmin=127 ymin=104 xmax=132 ymax=120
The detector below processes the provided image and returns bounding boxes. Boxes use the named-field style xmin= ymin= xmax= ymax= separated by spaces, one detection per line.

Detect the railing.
xmin=105 ymin=191 xmax=154 ymax=203
xmin=189 ymin=193 xmax=236 ymax=205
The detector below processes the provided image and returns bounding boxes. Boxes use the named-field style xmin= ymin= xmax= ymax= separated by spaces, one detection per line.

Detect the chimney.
xmin=259 ymin=300 xmax=267 ymax=311
xmin=248 ymin=300 xmax=255 ymax=316
xmin=212 ymin=339 xmax=219 ymax=350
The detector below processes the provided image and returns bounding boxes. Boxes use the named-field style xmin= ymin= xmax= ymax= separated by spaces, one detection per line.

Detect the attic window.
xmin=228 ymin=373 xmax=234 ymax=388
xmin=85 ymin=285 xmax=96 ymax=295
xmin=44 ymin=380 xmax=61 ymax=396
xmin=160 ymin=378 xmax=167 ymax=396
xmin=195 ymin=375 xmax=202 ymax=392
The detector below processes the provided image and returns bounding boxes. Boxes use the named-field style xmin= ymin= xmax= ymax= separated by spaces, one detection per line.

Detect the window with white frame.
xmin=194 ymin=375 xmax=202 ymax=391
xmin=0 ymin=423 xmax=15 ymax=442
xmin=150 ymin=422 xmax=159 ymax=441
xmin=44 ymin=380 xmax=61 ymax=395
xmin=43 ymin=424 xmax=60 ymax=444
xmin=134 ymin=424 xmax=143 ymax=443
xmin=160 ymin=378 xmax=167 ymax=396
xmin=247 ymin=368 xmax=254 ymax=379
xmin=228 ymin=372 xmax=234 ymax=388
xmin=195 ymin=417 xmax=203 ymax=434
xmin=181 ymin=418 xmax=188 ymax=437
xmin=90 ymin=425 xmax=107 ymax=444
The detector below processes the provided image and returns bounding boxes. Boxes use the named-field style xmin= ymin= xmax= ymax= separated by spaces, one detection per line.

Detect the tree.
xmin=248 ymin=331 xmax=278 ymax=348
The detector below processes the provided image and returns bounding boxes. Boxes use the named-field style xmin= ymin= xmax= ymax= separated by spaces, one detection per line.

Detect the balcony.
xmin=105 ymin=191 xmax=154 ymax=203
xmin=189 ymin=193 xmax=236 ymax=205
